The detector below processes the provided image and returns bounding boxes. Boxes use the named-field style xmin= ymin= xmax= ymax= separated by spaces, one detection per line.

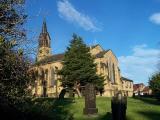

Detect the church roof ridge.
xmin=91 ymin=44 xmax=100 ymax=48
xmin=121 ymin=77 xmax=133 ymax=82
xmin=35 ymin=53 xmax=64 ymax=66
xmin=95 ymin=49 xmax=110 ymax=58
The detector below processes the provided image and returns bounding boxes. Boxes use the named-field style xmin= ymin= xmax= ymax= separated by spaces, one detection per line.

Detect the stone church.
xmin=31 ymin=20 xmax=133 ymax=97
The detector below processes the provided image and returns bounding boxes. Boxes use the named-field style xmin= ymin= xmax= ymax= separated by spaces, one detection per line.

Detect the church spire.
xmin=42 ymin=19 xmax=47 ymax=33
xmin=38 ymin=19 xmax=51 ymax=48
xmin=37 ymin=19 xmax=51 ymax=61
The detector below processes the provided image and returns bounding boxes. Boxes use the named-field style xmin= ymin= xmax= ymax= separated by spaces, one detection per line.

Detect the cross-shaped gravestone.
xmin=83 ymin=83 xmax=98 ymax=115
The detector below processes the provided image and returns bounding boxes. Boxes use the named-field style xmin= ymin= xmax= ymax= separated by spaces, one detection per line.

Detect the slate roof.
xmin=35 ymin=53 xmax=64 ymax=65
xmin=91 ymin=44 xmax=100 ymax=49
xmin=133 ymin=83 xmax=144 ymax=91
xmin=121 ymin=77 xmax=133 ymax=82
xmin=143 ymin=86 xmax=150 ymax=92
xmin=34 ymin=49 xmax=111 ymax=66
xmin=34 ymin=46 xmax=111 ymax=66
xmin=95 ymin=50 xmax=110 ymax=58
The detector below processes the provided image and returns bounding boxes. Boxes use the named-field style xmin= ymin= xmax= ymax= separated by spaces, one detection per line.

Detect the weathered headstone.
xmin=83 ymin=83 xmax=98 ymax=115
xmin=111 ymin=92 xmax=127 ymax=120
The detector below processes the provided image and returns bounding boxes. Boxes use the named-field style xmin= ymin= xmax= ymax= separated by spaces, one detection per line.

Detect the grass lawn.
xmin=32 ymin=97 xmax=160 ymax=120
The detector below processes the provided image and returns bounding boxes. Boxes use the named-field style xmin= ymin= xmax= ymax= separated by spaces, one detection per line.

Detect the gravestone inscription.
xmin=83 ymin=83 xmax=98 ymax=115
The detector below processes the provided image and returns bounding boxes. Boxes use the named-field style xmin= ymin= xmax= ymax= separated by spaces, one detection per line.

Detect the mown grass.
xmin=30 ymin=97 xmax=160 ymax=120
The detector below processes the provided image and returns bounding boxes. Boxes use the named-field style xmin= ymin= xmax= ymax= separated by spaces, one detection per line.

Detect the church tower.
xmin=37 ymin=19 xmax=51 ymax=61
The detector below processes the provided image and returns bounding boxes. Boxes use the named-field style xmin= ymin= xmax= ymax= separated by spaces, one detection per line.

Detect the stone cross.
xmin=83 ymin=83 xmax=98 ymax=115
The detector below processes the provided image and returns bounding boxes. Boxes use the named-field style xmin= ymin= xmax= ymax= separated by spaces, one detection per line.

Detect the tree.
xmin=0 ymin=1 xmax=36 ymax=119
xmin=0 ymin=0 xmax=38 ymax=59
xmin=0 ymin=0 xmax=34 ymax=105
xmin=149 ymin=72 xmax=160 ymax=99
xmin=0 ymin=37 xmax=33 ymax=99
xmin=0 ymin=0 xmax=27 ymax=41
xmin=58 ymin=34 xmax=104 ymax=97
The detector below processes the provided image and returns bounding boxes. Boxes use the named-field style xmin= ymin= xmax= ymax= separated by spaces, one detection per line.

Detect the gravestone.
xmin=111 ymin=92 xmax=127 ymax=120
xmin=83 ymin=83 xmax=98 ymax=115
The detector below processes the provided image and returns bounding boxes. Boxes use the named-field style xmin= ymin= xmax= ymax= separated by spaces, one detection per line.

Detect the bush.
xmin=149 ymin=72 xmax=160 ymax=100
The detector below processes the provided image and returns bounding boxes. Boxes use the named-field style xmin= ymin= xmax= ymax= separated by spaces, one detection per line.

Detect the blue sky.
xmin=26 ymin=0 xmax=160 ymax=85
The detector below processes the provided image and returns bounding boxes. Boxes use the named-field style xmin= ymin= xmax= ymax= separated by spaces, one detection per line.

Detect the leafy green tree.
xmin=58 ymin=34 xmax=104 ymax=97
xmin=0 ymin=0 xmax=34 ymax=104
xmin=149 ymin=72 xmax=160 ymax=99
xmin=0 ymin=1 xmax=36 ymax=119
xmin=0 ymin=37 xmax=33 ymax=99
xmin=0 ymin=0 xmax=27 ymax=41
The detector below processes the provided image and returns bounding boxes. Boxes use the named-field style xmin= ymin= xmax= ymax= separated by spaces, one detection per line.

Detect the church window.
xmin=109 ymin=61 xmax=112 ymax=81
xmin=111 ymin=63 xmax=116 ymax=84
xmin=41 ymin=70 xmax=45 ymax=80
xmin=51 ymin=67 xmax=55 ymax=86
xmin=39 ymin=50 xmax=42 ymax=53
xmin=45 ymin=70 xmax=48 ymax=83
xmin=130 ymin=82 xmax=132 ymax=88
xmin=106 ymin=62 xmax=109 ymax=79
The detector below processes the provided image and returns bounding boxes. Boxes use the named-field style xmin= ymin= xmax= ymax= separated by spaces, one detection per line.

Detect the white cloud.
xmin=118 ymin=44 xmax=159 ymax=84
xmin=149 ymin=12 xmax=160 ymax=25
xmin=57 ymin=0 xmax=101 ymax=32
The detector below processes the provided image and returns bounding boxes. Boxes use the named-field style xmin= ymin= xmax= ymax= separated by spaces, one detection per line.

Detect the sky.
xmin=26 ymin=0 xmax=160 ymax=85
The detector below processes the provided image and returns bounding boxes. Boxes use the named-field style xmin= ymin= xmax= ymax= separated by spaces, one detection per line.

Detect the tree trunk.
xmin=76 ymin=87 xmax=82 ymax=98
xmin=74 ymin=82 xmax=82 ymax=97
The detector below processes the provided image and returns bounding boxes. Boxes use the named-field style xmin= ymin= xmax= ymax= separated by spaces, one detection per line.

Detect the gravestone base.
xmin=83 ymin=107 xmax=98 ymax=115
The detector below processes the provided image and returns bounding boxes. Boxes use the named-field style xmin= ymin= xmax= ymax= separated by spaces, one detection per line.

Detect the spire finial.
xmin=42 ymin=18 xmax=47 ymax=33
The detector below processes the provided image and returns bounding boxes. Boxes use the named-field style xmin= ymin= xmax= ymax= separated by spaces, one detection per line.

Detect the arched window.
xmin=51 ymin=67 xmax=55 ymax=86
xmin=112 ymin=64 xmax=115 ymax=83
xmin=41 ymin=69 xmax=45 ymax=80
xmin=45 ymin=69 xmax=48 ymax=81
xmin=109 ymin=60 xmax=112 ymax=82
xmin=40 ymin=69 xmax=45 ymax=86
xmin=106 ymin=61 xmax=110 ymax=80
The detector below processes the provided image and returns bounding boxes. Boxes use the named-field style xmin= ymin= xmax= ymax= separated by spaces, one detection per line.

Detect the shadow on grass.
xmin=98 ymin=112 xmax=112 ymax=120
xmin=137 ymin=111 xmax=160 ymax=120
xmin=98 ymin=112 xmax=133 ymax=120
xmin=0 ymin=97 xmax=75 ymax=120
xmin=133 ymin=97 xmax=160 ymax=105
xmin=52 ymin=98 xmax=74 ymax=120
xmin=29 ymin=97 xmax=74 ymax=120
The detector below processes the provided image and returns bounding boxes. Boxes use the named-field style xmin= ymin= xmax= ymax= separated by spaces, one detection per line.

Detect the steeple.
xmin=39 ymin=19 xmax=51 ymax=48
xmin=42 ymin=19 xmax=47 ymax=33
xmin=37 ymin=19 xmax=51 ymax=61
